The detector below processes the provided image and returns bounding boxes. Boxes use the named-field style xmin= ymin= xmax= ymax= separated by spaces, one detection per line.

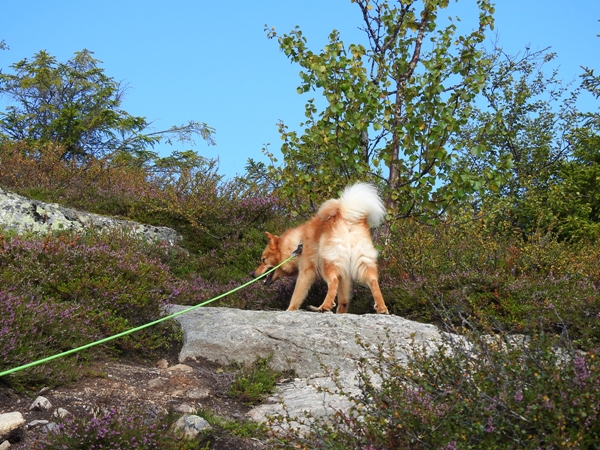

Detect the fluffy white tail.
xmin=339 ymin=182 xmax=386 ymax=227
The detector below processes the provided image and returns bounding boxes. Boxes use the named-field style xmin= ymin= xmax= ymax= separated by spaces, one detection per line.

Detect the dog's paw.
xmin=375 ymin=306 xmax=390 ymax=315
xmin=307 ymin=305 xmax=332 ymax=313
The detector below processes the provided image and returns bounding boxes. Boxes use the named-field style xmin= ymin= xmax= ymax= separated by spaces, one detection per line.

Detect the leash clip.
xmin=292 ymin=241 xmax=303 ymax=257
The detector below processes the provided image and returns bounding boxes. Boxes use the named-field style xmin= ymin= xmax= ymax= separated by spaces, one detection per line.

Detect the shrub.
xmin=227 ymin=355 xmax=288 ymax=405
xmin=29 ymin=407 xmax=197 ymax=450
xmin=0 ymin=230 xmax=182 ymax=389
xmin=379 ymin=218 xmax=600 ymax=346
xmin=0 ymin=141 xmax=287 ymax=295
xmin=0 ymin=290 xmax=96 ymax=389
xmin=0 ymin=231 xmax=176 ymax=333
xmin=0 ymin=141 xmax=154 ymax=217
xmin=269 ymin=330 xmax=600 ymax=449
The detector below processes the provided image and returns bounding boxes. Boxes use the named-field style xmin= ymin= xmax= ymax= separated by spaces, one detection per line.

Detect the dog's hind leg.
xmin=335 ymin=276 xmax=352 ymax=314
xmin=364 ymin=265 xmax=389 ymax=314
xmin=287 ymin=269 xmax=316 ymax=311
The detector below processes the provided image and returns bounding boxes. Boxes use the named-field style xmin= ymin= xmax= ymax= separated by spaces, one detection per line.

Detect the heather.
xmin=0 ymin=289 xmax=95 ymax=388
xmin=0 ymin=230 xmax=183 ymax=389
xmin=268 ymin=331 xmax=600 ymax=449
xmin=378 ymin=219 xmax=600 ymax=346
xmin=28 ymin=407 xmax=197 ymax=450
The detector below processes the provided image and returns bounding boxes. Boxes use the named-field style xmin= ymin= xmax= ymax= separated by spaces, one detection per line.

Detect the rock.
xmin=53 ymin=408 xmax=70 ymax=418
xmin=172 ymin=414 xmax=212 ymax=439
xmin=157 ymin=359 xmax=169 ymax=369
xmin=45 ymin=422 xmax=60 ymax=433
xmin=26 ymin=420 xmax=49 ymax=429
xmin=0 ymin=187 xmax=180 ymax=245
xmin=170 ymin=389 xmax=186 ymax=398
xmin=246 ymin=373 xmax=359 ymax=433
xmin=170 ymin=306 xmax=460 ymax=431
xmin=148 ymin=377 xmax=167 ymax=389
xmin=0 ymin=412 xmax=25 ymax=440
xmin=0 ymin=440 xmax=10 ymax=450
xmin=174 ymin=404 xmax=196 ymax=414
xmin=168 ymin=364 xmax=194 ymax=373
xmin=187 ymin=388 xmax=211 ymax=400
xmin=171 ymin=306 xmax=446 ymax=378
xmin=29 ymin=396 xmax=52 ymax=411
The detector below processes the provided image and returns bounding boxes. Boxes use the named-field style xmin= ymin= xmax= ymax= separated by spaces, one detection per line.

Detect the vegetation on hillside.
xmin=1 ymin=0 xmax=600 ymax=447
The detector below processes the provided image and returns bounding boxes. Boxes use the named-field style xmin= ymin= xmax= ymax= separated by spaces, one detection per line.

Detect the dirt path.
xmin=0 ymin=356 xmax=267 ymax=449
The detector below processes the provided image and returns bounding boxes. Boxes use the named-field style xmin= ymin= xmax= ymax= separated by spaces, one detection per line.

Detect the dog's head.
xmin=250 ymin=232 xmax=286 ymax=285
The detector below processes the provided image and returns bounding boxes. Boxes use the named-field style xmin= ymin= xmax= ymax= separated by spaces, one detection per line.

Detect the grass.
xmin=195 ymin=408 xmax=269 ymax=439
xmin=227 ymin=355 xmax=291 ymax=405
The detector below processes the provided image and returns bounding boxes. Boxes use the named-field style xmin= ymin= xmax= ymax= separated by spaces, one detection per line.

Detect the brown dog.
xmin=251 ymin=183 xmax=389 ymax=314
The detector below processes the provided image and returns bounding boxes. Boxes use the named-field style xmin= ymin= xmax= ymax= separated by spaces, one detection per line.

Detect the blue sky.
xmin=1 ymin=1 xmax=599 ymax=178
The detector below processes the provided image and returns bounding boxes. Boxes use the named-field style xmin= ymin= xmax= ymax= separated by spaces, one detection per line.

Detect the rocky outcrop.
xmin=170 ymin=306 xmax=452 ymax=428
xmin=171 ymin=306 xmax=445 ymax=378
xmin=0 ymin=187 xmax=180 ymax=245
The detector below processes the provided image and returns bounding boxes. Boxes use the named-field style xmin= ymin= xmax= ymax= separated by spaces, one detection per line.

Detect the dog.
xmin=251 ymin=182 xmax=389 ymax=314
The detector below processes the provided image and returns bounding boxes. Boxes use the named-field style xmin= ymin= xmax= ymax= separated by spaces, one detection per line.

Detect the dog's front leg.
xmin=308 ymin=263 xmax=339 ymax=313
xmin=286 ymin=269 xmax=316 ymax=311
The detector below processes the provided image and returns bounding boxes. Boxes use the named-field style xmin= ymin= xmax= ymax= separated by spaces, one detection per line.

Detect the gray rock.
xmin=148 ymin=377 xmax=167 ymax=389
xmin=29 ymin=396 xmax=52 ymax=411
xmin=26 ymin=420 xmax=49 ymax=429
xmin=187 ymin=388 xmax=211 ymax=400
xmin=171 ymin=306 xmax=445 ymax=378
xmin=247 ymin=373 xmax=359 ymax=433
xmin=0 ymin=187 xmax=180 ymax=245
xmin=53 ymin=408 xmax=70 ymax=418
xmin=172 ymin=414 xmax=212 ymax=439
xmin=174 ymin=404 xmax=196 ymax=414
xmin=0 ymin=412 xmax=25 ymax=440
xmin=170 ymin=306 xmax=461 ymax=430
xmin=44 ymin=422 xmax=60 ymax=433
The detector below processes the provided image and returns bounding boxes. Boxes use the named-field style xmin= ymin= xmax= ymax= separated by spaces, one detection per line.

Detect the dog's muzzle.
xmin=263 ymin=270 xmax=274 ymax=285
xmin=250 ymin=268 xmax=274 ymax=285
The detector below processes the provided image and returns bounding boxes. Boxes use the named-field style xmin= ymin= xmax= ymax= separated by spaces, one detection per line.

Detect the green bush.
xmin=227 ymin=355 xmax=288 ymax=405
xmin=195 ymin=408 xmax=269 ymax=440
xmin=379 ymin=219 xmax=600 ymax=345
xmin=0 ymin=229 xmax=182 ymax=390
xmin=269 ymin=331 xmax=600 ymax=449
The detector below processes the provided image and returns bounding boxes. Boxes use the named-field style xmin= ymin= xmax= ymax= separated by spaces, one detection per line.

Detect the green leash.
xmin=0 ymin=243 xmax=302 ymax=378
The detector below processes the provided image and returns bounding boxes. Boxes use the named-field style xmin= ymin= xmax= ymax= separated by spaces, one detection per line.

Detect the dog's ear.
xmin=265 ymin=231 xmax=278 ymax=243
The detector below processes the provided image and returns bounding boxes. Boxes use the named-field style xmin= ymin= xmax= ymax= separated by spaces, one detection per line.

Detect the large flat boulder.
xmin=171 ymin=306 xmax=451 ymax=428
xmin=171 ymin=306 xmax=445 ymax=377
